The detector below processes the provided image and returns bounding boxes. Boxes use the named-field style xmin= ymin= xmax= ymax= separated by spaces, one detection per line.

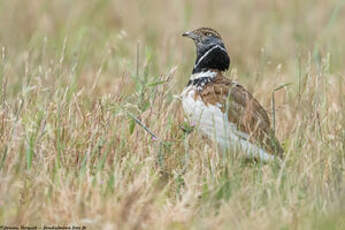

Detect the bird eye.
xmin=205 ymin=32 xmax=212 ymax=36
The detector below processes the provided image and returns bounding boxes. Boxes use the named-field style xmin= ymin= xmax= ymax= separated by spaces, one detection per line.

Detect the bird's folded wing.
xmin=199 ymin=76 xmax=284 ymax=157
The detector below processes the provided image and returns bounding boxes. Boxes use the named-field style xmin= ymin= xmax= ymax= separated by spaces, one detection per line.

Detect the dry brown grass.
xmin=0 ymin=0 xmax=345 ymax=229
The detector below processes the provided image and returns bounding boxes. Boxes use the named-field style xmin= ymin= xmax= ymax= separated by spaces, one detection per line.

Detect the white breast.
xmin=181 ymin=86 xmax=275 ymax=162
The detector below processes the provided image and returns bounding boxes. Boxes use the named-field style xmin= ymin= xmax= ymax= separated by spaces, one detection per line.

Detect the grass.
xmin=0 ymin=0 xmax=345 ymax=229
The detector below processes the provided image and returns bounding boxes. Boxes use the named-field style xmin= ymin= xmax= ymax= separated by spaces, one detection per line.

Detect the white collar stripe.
xmin=194 ymin=45 xmax=227 ymax=69
xmin=190 ymin=70 xmax=217 ymax=80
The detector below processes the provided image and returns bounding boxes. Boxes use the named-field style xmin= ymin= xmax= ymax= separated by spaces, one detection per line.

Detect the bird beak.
xmin=182 ymin=31 xmax=198 ymax=40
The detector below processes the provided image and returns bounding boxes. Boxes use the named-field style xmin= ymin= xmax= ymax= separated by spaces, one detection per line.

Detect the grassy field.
xmin=0 ymin=0 xmax=345 ymax=229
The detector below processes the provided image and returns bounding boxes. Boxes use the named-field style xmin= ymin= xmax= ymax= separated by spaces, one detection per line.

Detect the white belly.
xmin=181 ymin=86 xmax=274 ymax=161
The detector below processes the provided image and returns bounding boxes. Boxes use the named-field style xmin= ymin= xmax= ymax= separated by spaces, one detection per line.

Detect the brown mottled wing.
xmin=199 ymin=75 xmax=284 ymax=157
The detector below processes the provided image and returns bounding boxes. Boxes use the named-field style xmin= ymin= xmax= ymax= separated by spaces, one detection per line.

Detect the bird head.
xmin=182 ymin=27 xmax=222 ymax=44
xmin=182 ymin=27 xmax=230 ymax=73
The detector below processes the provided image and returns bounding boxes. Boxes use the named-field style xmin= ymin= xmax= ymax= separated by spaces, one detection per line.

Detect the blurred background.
xmin=1 ymin=0 xmax=344 ymax=93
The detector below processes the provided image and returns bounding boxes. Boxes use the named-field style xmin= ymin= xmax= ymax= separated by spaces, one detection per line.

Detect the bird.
xmin=180 ymin=27 xmax=283 ymax=161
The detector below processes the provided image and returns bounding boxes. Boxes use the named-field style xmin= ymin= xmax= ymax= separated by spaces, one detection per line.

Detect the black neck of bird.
xmin=192 ymin=43 xmax=230 ymax=74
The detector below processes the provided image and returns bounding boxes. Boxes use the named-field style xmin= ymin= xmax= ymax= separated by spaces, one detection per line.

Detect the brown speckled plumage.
xmin=195 ymin=71 xmax=283 ymax=157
